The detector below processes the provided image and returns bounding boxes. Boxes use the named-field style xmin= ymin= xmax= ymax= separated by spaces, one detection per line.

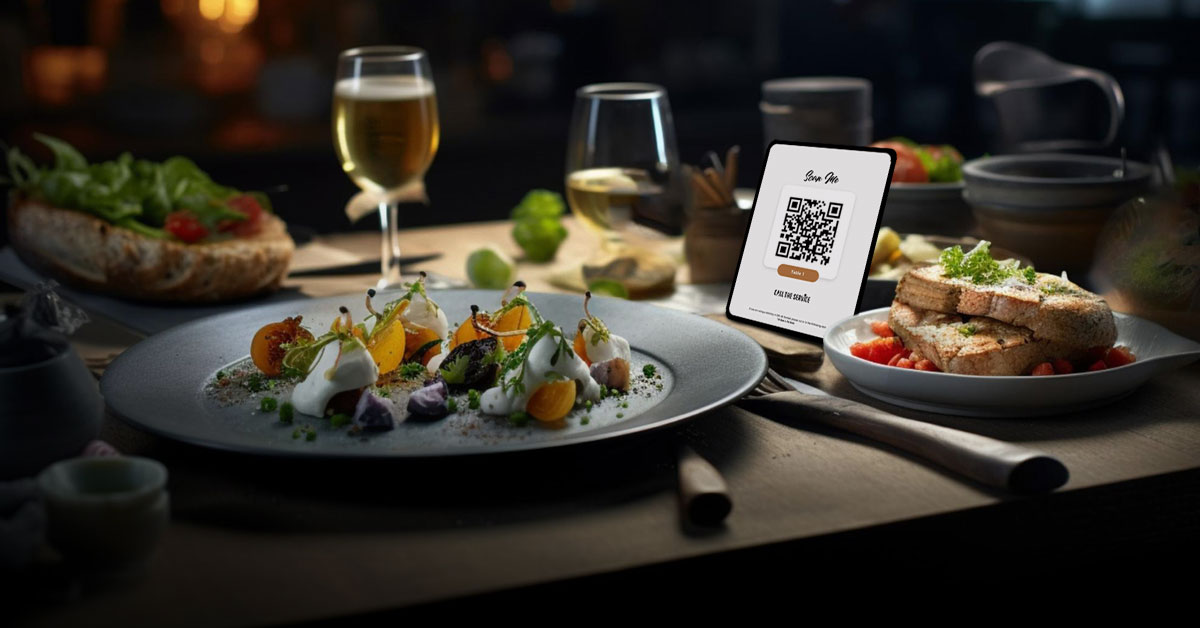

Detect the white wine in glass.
xmin=333 ymin=47 xmax=438 ymax=288
xmin=565 ymin=167 xmax=666 ymax=245
xmin=563 ymin=83 xmax=680 ymax=297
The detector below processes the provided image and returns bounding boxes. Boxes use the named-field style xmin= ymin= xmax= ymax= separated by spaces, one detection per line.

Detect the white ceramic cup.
xmin=37 ymin=456 xmax=169 ymax=568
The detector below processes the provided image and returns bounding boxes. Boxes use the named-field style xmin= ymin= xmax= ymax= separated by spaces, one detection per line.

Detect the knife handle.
xmin=677 ymin=445 xmax=732 ymax=525
xmin=739 ymin=392 xmax=1068 ymax=493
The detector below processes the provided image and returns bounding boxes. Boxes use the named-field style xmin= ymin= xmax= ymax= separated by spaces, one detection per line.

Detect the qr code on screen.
xmin=774 ymin=197 xmax=844 ymax=266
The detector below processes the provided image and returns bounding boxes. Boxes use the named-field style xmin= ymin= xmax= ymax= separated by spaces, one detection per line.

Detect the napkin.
xmin=344 ymin=181 xmax=428 ymax=223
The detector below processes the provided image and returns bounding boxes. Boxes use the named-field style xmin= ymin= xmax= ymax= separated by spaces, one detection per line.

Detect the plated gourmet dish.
xmin=851 ymin=241 xmax=1134 ymax=376
xmin=4 ymin=135 xmax=292 ymax=302
xmin=208 ymin=277 xmax=668 ymax=441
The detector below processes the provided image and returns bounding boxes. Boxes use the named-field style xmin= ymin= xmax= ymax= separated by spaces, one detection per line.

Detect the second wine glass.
xmin=565 ymin=83 xmax=681 ymax=255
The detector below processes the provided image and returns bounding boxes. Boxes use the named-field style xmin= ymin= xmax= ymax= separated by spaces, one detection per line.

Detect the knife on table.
xmin=288 ymin=253 xmax=442 ymax=278
xmin=739 ymin=373 xmax=1070 ymax=494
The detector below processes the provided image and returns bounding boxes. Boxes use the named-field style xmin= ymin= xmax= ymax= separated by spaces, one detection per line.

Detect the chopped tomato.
xmin=870 ymin=141 xmax=928 ymax=183
xmin=869 ymin=337 xmax=906 ymax=364
xmin=896 ymin=358 xmax=915 ymax=369
xmin=1084 ymin=346 xmax=1109 ymax=362
xmin=1087 ymin=360 xmax=1108 ymax=372
xmin=1052 ymin=358 xmax=1074 ymax=374
xmin=887 ymin=353 xmax=904 ymax=366
xmin=1031 ymin=362 xmax=1055 ymax=376
xmin=218 ymin=194 xmax=265 ymax=237
xmin=164 ymin=211 xmax=209 ymax=243
xmin=870 ymin=320 xmax=895 ymax=338
xmin=914 ymin=359 xmax=940 ymax=372
xmin=1104 ymin=346 xmax=1136 ymax=368
xmin=851 ymin=336 xmax=906 ymax=364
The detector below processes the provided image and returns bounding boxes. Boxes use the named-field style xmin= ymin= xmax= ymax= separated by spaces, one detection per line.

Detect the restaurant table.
xmin=8 ymin=219 xmax=1200 ymax=624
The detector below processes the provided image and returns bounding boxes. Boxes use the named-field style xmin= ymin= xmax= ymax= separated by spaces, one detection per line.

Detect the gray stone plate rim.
xmin=100 ymin=290 xmax=767 ymax=459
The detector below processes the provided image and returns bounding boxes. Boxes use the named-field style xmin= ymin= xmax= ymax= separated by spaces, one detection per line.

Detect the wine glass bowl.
xmin=333 ymin=46 xmax=438 ymax=287
xmin=565 ymin=83 xmax=681 ymax=250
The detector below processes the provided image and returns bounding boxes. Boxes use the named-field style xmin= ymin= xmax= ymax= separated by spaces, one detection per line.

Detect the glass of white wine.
xmin=333 ymin=46 xmax=439 ymax=288
xmin=564 ymin=83 xmax=680 ymax=296
xmin=566 ymin=82 xmax=681 ymax=252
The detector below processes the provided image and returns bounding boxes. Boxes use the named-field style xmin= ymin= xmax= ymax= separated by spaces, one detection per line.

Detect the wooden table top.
xmin=10 ymin=219 xmax=1200 ymax=624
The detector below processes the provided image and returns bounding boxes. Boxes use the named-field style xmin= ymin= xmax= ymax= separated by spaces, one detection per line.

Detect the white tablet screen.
xmin=726 ymin=142 xmax=895 ymax=340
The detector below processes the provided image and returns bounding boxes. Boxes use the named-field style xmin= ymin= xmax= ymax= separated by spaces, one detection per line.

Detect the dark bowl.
xmin=881 ymin=181 xmax=973 ymax=236
xmin=962 ymin=153 xmax=1152 ymax=274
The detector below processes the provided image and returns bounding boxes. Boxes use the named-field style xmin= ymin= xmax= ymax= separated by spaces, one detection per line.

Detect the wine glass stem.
xmin=601 ymin=229 xmax=624 ymax=253
xmin=378 ymin=201 xmax=402 ymax=288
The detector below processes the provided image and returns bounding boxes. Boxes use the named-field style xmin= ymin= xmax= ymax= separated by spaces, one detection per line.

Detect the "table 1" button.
xmin=777 ymin=264 xmax=819 ymax=282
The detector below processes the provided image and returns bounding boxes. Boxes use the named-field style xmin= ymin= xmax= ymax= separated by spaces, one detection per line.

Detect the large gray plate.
xmin=101 ymin=290 xmax=767 ymax=458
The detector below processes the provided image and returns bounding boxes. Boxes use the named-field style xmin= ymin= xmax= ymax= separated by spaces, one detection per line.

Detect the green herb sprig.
xmin=939 ymin=241 xmax=1037 ymax=286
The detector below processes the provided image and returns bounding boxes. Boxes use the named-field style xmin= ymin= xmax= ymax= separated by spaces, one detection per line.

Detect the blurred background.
xmin=1 ymin=0 xmax=1196 ymax=236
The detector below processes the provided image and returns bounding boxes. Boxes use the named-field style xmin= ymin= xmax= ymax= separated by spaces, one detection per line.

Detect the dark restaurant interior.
xmin=4 ymin=0 xmax=1200 ymax=622
xmin=3 ymin=0 xmax=1197 ymax=234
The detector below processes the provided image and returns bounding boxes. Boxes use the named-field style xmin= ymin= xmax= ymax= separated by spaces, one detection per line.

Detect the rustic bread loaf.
xmin=8 ymin=195 xmax=294 ymax=303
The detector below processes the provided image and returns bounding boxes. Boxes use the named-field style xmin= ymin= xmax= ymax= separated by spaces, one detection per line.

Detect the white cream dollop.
xmin=581 ymin=327 xmax=631 ymax=364
xmin=404 ymin=291 xmax=449 ymax=339
xmin=291 ymin=338 xmax=379 ymax=417
xmin=480 ymin=332 xmax=601 ymax=416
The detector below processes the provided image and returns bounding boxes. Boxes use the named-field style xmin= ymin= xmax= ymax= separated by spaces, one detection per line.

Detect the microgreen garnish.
xmin=642 ymin=364 xmax=656 ymax=378
xmin=399 ymin=362 xmax=426 ymax=381
xmin=940 ymin=241 xmax=1037 ymax=286
xmin=958 ymin=324 xmax=978 ymax=337
xmin=260 ymin=397 xmax=278 ymax=412
xmin=468 ymin=389 xmax=481 ymax=409
xmin=447 ymin=398 xmax=458 ymax=413
xmin=577 ymin=291 xmax=611 ymax=346
xmin=1041 ymin=281 xmax=1073 ymax=295
xmin=279 ymin=402 xmax=294 ymax=424
xmin=508 ymin=411 xmax=531 ymax=426
xmin=439 ymin=354 xmax=471 ymax=385
xmin=245 ymin=373 xmax=266 ymax=393
xmin=330 ymin=413 xmax=352 ymax=428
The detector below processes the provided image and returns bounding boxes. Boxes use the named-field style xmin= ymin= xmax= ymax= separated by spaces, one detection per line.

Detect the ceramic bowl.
xmin=962 ymin=153 xmax=1152 ymax=274
xmin=0 ymin=348 xmax=103 ymax=480
xmin=37 ymin=456 xmax=169 ymax=568
xmin=880 ymin=181 xmax=973 ymax=236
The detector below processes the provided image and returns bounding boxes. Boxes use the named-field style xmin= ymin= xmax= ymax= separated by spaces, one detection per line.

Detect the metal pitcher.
xmin=974 ymin=41 xmax=1124 ymax=152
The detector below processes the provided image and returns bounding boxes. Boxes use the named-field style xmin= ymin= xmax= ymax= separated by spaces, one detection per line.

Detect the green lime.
xmin=466 ymin=246 xmax=516 ymax=289
xmin=587 ymin=279 xmax=629 ymax=299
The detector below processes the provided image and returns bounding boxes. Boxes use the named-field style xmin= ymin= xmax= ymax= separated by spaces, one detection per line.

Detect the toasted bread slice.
xmin=895 ymin=263 xmax=1116 ymax=348
xmin=887 ymin=300 xmax=1085 ymax=375
xmin=8 ymin=194 xmax=294 ymax=303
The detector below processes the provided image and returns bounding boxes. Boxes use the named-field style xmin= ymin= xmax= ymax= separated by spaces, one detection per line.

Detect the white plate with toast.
xmin=825 ymin=307 xmax=1200 ymax=417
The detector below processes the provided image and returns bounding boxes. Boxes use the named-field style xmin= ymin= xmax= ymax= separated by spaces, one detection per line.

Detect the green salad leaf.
xmin=3 ymin=134 xmax=268 ymax=240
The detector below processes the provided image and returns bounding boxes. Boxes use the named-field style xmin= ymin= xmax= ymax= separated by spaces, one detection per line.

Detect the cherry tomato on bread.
xmin=218 ymin=195 xmax=265 ymax=237
xmin=164 ymin=211 xmax=209 ymax=243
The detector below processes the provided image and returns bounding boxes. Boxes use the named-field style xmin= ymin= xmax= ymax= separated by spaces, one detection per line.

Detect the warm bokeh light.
xmin=25 ymin=46 xmax=108 ymax=107
xmin=199 ymin=0 xmax=223 ymax=21
xmin=164 ymin=0 xmax=259 ymax=33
